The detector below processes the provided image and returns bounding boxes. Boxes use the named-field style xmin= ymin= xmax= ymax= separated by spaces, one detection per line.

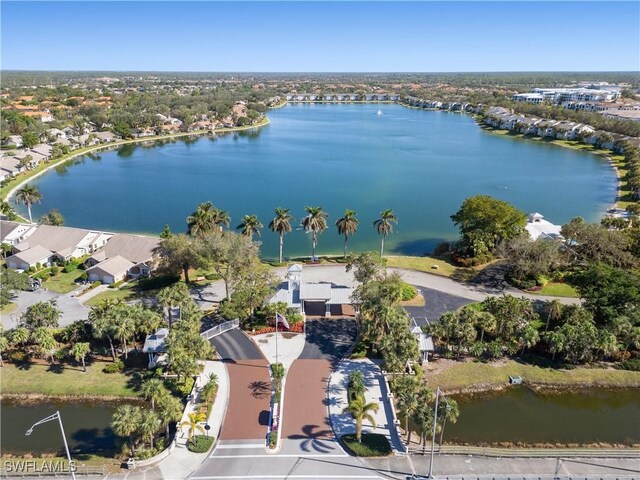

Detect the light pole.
xmin=427 ymin=386 xmax=440 ymax=479
xmin=25 ymin=411 xmax=76 ymax=480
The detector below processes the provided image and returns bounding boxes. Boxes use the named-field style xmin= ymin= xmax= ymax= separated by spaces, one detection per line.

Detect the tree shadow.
xmin=46 ymin=363 xmax=65 ymax=374
xmin=125 ymin=370 xmax=145 ymax=392
xmin=287 ymin=424 xmax=335 ymax=453
xmin=249 ymin=380 xmax=270 ymax=399
xmin=258 ymin=409 xmax=270 ymax=426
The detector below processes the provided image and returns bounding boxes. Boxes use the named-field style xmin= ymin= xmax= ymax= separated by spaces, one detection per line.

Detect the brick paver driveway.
xmin=281 ymin=318 xmax=357 ymax=443
xmin=211 ymin=329 xmax=271 ymax=441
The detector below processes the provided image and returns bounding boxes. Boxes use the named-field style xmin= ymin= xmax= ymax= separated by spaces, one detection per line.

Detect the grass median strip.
xmin=340 ymin=433 xmax=392 ymax=457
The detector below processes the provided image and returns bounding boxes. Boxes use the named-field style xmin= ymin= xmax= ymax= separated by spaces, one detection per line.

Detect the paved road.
xmin=405 ymin=287 xmax=473 ymax=322
xmin=3 ymin=288 xmax=89 ymax=329
xmin=209 ymin=329 xmax=271 ymax=441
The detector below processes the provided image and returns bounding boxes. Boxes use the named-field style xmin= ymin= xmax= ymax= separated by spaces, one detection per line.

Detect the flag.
xmin=276 ymin=312 xmax=290 ymax=330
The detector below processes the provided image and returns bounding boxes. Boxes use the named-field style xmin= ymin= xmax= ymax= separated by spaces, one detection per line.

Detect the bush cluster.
xmin=187 ymin=435 xmax=214 ymax=453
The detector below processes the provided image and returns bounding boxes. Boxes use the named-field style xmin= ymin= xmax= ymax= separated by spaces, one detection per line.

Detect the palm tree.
xmin=158 ymin=283 xmax=191 ymax=328
xmin=112 ymin=405 xmax=143 ymax=455
xmin=336 ymin=209 xmax=359 ymax=258
xmin=137 ymin=409 xmax=160 ymax=450
xmin=187 ymin=202 xmax=216 ymax=237
xmin=373 ymin=209 xmax=398 ymax=257
xmin=111 ymin=312 xmax=135 ymax=360
xmin=396 ymin=389 xmax=419 ymax=442
xmin=141 ymin=378 xmax=166 ymax=410
xmin=90 ymin=299 xmax=119 ymax=361
xmin=179 ymin=411 xmax=206 ymax=445
xmin=544 ymin=299 xmax=563 ymax=331
xmin=211 ymin=207 xmax=231 ymax=231
xmin=15 ymin=184 xmax=42 ymax=224
xmin=157 ymin=394 xmax=184 ymax=439
xmin=269 ymin=207 xmax=293 ymax=263
xmin=342 ymin=397 xmax=379 ymax=443
xmin=301 ymin=206 xmax=328 ymax=259
xmin=69 ymin=342 xmax=91 ymax=372
xmin=347 ymin=370 xmax=365 ymax=400
xmin=475 ymin=311 xmax=497 ymax=343
xmin=237 ymin=214 xmax=262 ymax=239
xmin=8 ymin=327 xmax=30 ymax=349
xmin=31 ymin=327 xmax=57 ymax=364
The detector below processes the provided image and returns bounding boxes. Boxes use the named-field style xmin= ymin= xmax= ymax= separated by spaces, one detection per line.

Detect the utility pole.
xmin=428 ymin=386 xmax=440 ymax=478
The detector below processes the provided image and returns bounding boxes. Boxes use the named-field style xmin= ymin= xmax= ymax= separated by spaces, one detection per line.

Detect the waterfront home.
xmin=525 ymin=213 xmax=563 ymax=241
xmin=143 ymin=328 xmax=169 ymax=368
xmin=13 ymin=224 xmax=112 ymax=262
xmin=46 ymin=128 xmax=67 ymax=140
xmin=2 ymin=135 xmax=23 ymax=148
xmin=410 ymin=317 xmax=434 ymax=364
xmin=0 ymin=156 xmax=22 ymax=181
xmin=269 ymin=264 xmax=355 ymax=316
xmin=6 ymin=245 xmax=54 ymax=270
xmin=0 ymin=220 xmax=36 ymax=245
xmin=30 ymin=144 xmax=53 ymax=161
xmin=93 ymin=131 xmax=118 ymax=143
xmin=86 ymin=255 xmax=135 ymax=284
xmin=512 ymin=93 xmax=544 ymax=104
xmin=85 ymin=233 xmax=160 ymax=283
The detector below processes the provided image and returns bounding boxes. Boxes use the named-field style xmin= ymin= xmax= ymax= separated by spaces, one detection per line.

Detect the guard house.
xmin=142 ymin=328 xmax=169 ymax=368
xmin=410 ymin=317 xmax=434 ymax=363
xmin=270 ymin=264 xmax=355 ymax=317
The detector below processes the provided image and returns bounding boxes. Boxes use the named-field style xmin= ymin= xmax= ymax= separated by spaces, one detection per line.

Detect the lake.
xmin=444 ymin=386 xmax=640 ymax=445
xmin=0 ymin=399 xmax=124 ymax=455
xmin=21 ymin=104 xmax=616 ymax=259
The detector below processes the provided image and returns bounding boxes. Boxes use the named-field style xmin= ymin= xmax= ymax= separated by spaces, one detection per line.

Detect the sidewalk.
xmin=328 ymin=358 xmax=405 ymax=455
xmin=155 ymin=359 xmax=229 ymax=480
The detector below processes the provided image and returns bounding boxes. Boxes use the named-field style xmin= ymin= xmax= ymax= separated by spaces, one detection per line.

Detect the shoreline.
xmin=0 ymin=117 xmax=270 ymax=205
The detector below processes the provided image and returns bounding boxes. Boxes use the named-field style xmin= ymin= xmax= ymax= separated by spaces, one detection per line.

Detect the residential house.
xmin=6 ymin=245 xmax=53 ymax=270
xmin=410 ymin=318 xmax=434 ymax=364
xmin=0 ymin=221 xmax=37 ymax=245
xmin=2 ymin=135 xmax=23 ymax=148
xmin=86 ymin=255 xmax=135 ymax=284
xmin=93 ymin=131 xmax=118 ymax=143
xmin=13 ymin=225 xmax=111 ymax=263
xmin=525 ymin=213 xmax=563 ymax=241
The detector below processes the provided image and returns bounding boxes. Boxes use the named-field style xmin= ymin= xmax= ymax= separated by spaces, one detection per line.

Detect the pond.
xmin=0 ymin=399 xmax=126 ymax=455
xmin=443 ymin=386 xmax=640 ymax=445
xmin=19 ymin=103 xmax=616 ymax=259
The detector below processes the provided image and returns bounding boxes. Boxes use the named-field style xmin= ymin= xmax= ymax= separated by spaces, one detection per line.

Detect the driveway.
xmin=4 ymin=288 xmax=90 ymax=329
xmin=404 ymin=286 xmax=473 ymax=322
xmin=209 ymin=329 xmax=271 ymax=442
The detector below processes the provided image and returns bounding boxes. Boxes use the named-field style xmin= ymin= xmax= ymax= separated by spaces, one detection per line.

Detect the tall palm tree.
xmin=157 ymin=393 xmax=183 ymax=439
xmin=187 ymin=201 xmax=215 ymax=237
xmin=69 ymin=342 xmax=91 ymax=372
xmin=211 ymin=207 xmax=231 ymax=231
xmin=158 ymin=282 xmax=191 ymax=328
xmin=90 ymin=299 xmax=120 ymax=361
xmin=112 ymin=405 xmax=143 ymax=455
xmin=396 ymin=389 xmax=419 ymax=442
xmin=342 ymin=397 xmax=379 ymax=443
xmin=141 ymin=378 xmax=166 ymax=410
xmin=301 ymin=206 xmax=328 ymax=260
xmin=179 ymin=411 xmax=206 ymax=445
xmin=237 ymin=214 xmax=263 ymax=239
xmin=373 ymin=209 xmax=398 ymax=258
xmin=336 ymin=209 xmax=359 ymax=258
xmin=475 ymin=311 xmax=497 ymax=343
xmin=31 ymin=327 xmax=57 ymax=364
xmin=544 ymin=299 xmax=563 ymax=331
xmin=137 ymin=409 xmax=160 ymax=450
xmin=111 ymin=313 xmax=135 ymax=360
xmin=269 ymin=207 xmax=293 ymax=263
xmin=15 ymin=184 xmax=42 ymax=224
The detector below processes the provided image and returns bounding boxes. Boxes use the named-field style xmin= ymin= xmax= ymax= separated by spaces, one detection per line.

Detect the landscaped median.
xmin=266 ymin=362 xmax=286 ymax=452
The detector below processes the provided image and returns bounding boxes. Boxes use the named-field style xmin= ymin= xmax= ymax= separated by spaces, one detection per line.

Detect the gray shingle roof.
xmin=86 ymin=255 xmax=134 ymax=277
xmin=96 ymin=234 xmax=160 ymax=264
xmin=15 ymin=225 xmax=96 ymax=254
xmin=9 ymin=245 xmax=53 ymax=265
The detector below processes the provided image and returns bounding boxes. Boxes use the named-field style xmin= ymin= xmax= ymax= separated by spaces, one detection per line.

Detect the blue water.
xmin=22 ymin=104 xmax=616 ymax=259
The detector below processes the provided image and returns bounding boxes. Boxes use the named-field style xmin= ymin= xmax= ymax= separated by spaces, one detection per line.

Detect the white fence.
xmin=201 ymin=319 xmax=239 ymax=340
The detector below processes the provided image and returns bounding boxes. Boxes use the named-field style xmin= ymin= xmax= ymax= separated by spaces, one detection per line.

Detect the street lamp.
xmin=25 ymin=411 xmax=76 ymax=480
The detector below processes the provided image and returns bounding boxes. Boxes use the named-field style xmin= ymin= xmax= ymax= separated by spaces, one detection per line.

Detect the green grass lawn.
xmin=42 ymin=270 xmax=84 ymax=294
xmin=531 ymin=282 xmax=579 ymax=298
xmin=341 ymin=433 xmax=392 ymax=457
xmin=384 ymin=254 xmax=481 ymax=281
xmin=0 ymin=361 xmax=141 ymax=397
xmin=84 ymin=284 xmax=139 ymax=307
xmin=0 ymin=302 xmax=17 ymax=315
xmin=425 ymin=358 xmax=640 ymax=393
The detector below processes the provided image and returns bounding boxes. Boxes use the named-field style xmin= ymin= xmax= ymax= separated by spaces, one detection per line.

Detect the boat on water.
xmin=377 ymin=109 xmax=383 ymax=116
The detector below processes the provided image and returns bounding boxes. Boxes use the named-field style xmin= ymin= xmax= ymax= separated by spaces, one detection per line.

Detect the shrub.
xmin=103 ymin=359 xmax=125 ymax=373
xmin=204 ymin=273 xmax=219 ymax=281
xmin=165 ymin=376 xmax=195 ymax=397
xmin=62 ymin=263 xmax=78 ymax=273
xmin=35 ymin=262 xmax=41 ymax=270
xmin=616 ymin=358 xmax=640 ymax=371
xmin=350 ymin=340 xmax=367 ymax=359
xmin=27 ymin=266 xmax=36 ymax=273
xmin=268 ymin=430 xmax=278 ymax=449
xmin=400 ymin=282 xmax=417 ymax=301
xmin=50 ymin=266 xmax=59 ymax=276
xmin=340 ymin=433 xmax=392 ymax=457
xmin=80 ymin=272 xmax=88 ymax=281
xmin=109 ymin=280 xmax=124 ymax=289
xmin=187 ymin=435 xmax=214 ymax=453
xmin=271 ymin=363 xmax=285 ymax=383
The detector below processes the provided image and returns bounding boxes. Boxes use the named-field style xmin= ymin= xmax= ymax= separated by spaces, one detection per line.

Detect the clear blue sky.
xmin=2 ymin=1 xmax=639 ymax=72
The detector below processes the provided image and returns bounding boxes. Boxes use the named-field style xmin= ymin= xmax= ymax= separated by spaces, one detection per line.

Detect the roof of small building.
xmin=299 ymin=283 xmax=332 ymax=300
xmin=327 ymin=287 xmax=354 ymax=305
xmin=92 ymin=234 xmax=160 ymax=264
xmin=142 ymin=328 xmax=170 ymax=353
xmin=8 ymin=245 xmax=53 ymax=265
xmin=86 ymin=255 xmax=135 ymax=277
xmin=0 ymin=220 xmax=22 ymax=242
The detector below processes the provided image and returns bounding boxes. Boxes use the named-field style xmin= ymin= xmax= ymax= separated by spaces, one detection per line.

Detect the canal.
xmin=444 ymin=386 xmax=640 ymax=445
xmin=0 ymin=399 xmax=124 ymax=455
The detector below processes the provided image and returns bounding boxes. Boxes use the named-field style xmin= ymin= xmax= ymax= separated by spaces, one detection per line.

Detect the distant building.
xmin=525 ymin=213 xmax=563 ymax=241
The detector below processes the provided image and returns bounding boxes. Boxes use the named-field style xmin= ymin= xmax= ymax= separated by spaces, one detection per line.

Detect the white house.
xmin=6 ymin=245 xmax=53 ymax=270
xmin=86 ymin=255 xmax=135 ymax=284
xmin=525 ymin=213 xmax=563 ymax=241
xmin=0 ymin=221 xmax=37 ymax=245
xmin=269 ymin=264 xmax=355 ymax=316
